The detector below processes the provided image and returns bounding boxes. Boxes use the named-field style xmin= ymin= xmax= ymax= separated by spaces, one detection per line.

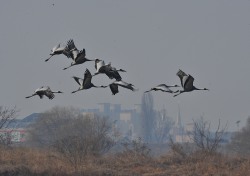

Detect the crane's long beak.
xmin=118 ymin=69 xmax=126 ymax=72
xmin=25 ymin=94 xmax=35 ymax=98
xmin=63 ymin=65 xmax=72 ymax=70
xmin=72 ymin=90 xmax=79 ymax=93
xmin=45 ymin=55 xmax=53 ymax=62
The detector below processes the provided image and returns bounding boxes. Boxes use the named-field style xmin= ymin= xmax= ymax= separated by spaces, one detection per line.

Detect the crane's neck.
xmin=85 ymin=58 xmax=94 ymax=61
xmin=52 ymin=91 xmax=63 ymax=94
xmin=194 ymin=87 xmax=208 ymax=91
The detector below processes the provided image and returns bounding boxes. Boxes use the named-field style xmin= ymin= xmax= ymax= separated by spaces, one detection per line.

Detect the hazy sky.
xmin=0 ymin=0 xmax=249 ymax=131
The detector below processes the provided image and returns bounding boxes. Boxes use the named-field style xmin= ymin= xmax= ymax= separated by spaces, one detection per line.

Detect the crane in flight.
xmin=145 ymin=84 xmax=179 ymax=93
xmin=108 ymin=80 xmax=138 ymax=95
xmin=93 ymin=59 xmax=126 ymax=81
xmin=25 ymin=86 xmax=63 ymax=99
xmin=71 ymin=69 xmax=107 ymax=93
xmin=174 ymin=69 xmax=209 ymax=97
xmin=45 ymin=43 xmax=70 ymax=62
xmin=63 ymin=39 xmax=94 ymax=70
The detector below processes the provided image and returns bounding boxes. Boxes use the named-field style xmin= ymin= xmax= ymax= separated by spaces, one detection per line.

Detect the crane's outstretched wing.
xmin=66 ymin=39 xmax=79 ymax=60
xmin=145 ymin=84 xmax=173 ymax=93
xmin=82 ymin=69 xmax=92 ymax=86
xmin=109 ymin=83 xmax=119 ymax=95
xmin=80 ymin=48 xmax=86 ymax=57
xmin=105 ymin=64 xmax=122 ymax=81
xmin=37 ymin=94 xmax=44 ymax=99
xmin=34 ymin=90 xmax=44 ymax=99
xmin=74 ymin=48 xmax=87 ymax=63
xmin=155 ymin=84 xmax=173 ymax=92
xmin=51 ymin=44 xmax=60 ymax=52
xmin=114 ymin=81 xmax=138 ymax=91
xmin=72 ymin=76 xmax=83 ymax=86
xmin=105 ymin=70 xmax=122 ymax=81
xmin=41 ymin=87 xmax=54 ymax=99
xmin=176 ymin=69 xmax=187 ymax=77
xmin=44 ymin=90 xmax=55 ymax=99
xmin=177 ymin=69 xmax=188 ymax=87
xmin=183 ymin=75 xmax=195 ymax=91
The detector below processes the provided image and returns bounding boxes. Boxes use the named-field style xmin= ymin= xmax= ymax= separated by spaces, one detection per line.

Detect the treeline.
xmin=0 ymin=105 xmax=250 ymax=175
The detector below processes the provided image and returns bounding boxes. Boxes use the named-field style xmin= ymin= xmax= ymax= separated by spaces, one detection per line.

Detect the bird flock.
xmin=25 ymin=39 xmax=209 ymax=100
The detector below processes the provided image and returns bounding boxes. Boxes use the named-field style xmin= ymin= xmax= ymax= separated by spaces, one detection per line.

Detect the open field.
xmin=0 ymin=147 xmax=249 ymax=176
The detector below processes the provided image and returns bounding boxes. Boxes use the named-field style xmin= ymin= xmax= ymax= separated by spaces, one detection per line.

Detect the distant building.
xmin=98 ymin=103 xmax=111 ymax=115
xmin=14 ymin=104 xmax=233 ymax=145
xmin=111 ymin=104 xmax=121 ymax=114
xmin=0 ymin=113 xmax=41 ymax=144
xmin=80 ymin=103 xmax=142 ymax=140
xmin=0 ymin=128 xmax=26 ymax=143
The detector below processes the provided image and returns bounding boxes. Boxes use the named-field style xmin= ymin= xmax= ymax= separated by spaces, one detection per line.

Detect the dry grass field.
xmin=0 ymin=146 xmax=249 ymax=176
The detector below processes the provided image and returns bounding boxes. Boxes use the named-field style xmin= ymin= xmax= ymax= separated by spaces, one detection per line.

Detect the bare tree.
xmin=0 ymin=106 xmax=17 ymax=146
xmin=28 ymin=106 xmax=81 ymax=147
xmin=118 ymin=137 xmax=151 ymax=163
xmin=141 ymin=92 xmax=155 ymax=143
xmin=168 ymin=118 xmax=227 ymax=160
xmin=154 ymin=109 xmax=174 ymax=143
xmin=28 ymin=106 xmax=115 ymax=171
xmin=190 ymin=117 xmax=227 ymax=154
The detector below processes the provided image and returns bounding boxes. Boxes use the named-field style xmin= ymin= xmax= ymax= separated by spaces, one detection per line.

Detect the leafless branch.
xmin=190 ymin=118 xmax=227 ymax=154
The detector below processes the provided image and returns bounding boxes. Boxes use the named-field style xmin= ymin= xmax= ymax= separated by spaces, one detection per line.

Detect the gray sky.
xmin=0 ymin=0 xmax=249 ymax=131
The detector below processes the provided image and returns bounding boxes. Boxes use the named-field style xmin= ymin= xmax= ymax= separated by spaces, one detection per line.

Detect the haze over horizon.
xmin=0 ymin=1 xmax=249 ymax=131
